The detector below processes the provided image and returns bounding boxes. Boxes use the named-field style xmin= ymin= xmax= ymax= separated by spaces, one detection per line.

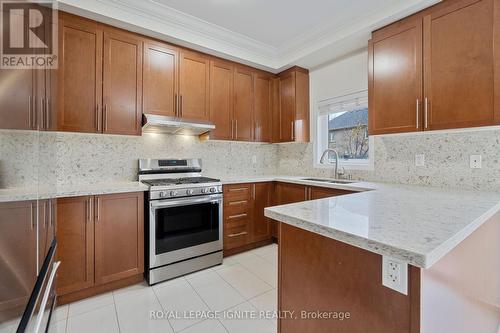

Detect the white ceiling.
xmin=154 ymin=0 xmax=386 ymax=48
xmin=59 ymin=0 xmax=440 ymax=72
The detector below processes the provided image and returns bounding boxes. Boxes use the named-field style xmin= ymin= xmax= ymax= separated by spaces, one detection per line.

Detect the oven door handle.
xmin=150 ymin=194 xmax=222 ymax=209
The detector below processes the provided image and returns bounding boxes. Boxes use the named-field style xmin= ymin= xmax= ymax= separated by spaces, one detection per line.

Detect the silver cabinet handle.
xmin=28 ymin=96 xmax=33 ymax=129
xmin=228 ymin=200 xmax=247 ymax=206
xmin=416 ymin=99 xmax=419 ymax=129
xmin=179 ymin=95 xmax=183 ymax=118
xmin=228 ymin=213 xmax=247 ymax=219
xmin=174 ymin=94 xmax=178 ymax=117
xmin=235 ymin=119 xmax=238 ymax=139
xmin=45 ymin=98 xmax=50 ymax=130
xmin=95 ymin=104 xmax=100 ymax=131
xmin=424 ymin=98 xmax=429 ymax=129
xmin=227 ymin=231 xmax=247 ymax=238
xmin=40 ymin=97 xmax=45 ymax=130
xmin=30 ymin=202 xmax=35 ymax=230
xmin=252 ymin=184 xmax=256 ymax=200
xmin=291 ymin=121 xmax=295 ymax=141
xmin=95 ymin=197 xmax=100 ymax=222
xmin=103 ymin=105 xmax=108 ymax=132
xmin=33 ymin=261 xmax=61 ymax=333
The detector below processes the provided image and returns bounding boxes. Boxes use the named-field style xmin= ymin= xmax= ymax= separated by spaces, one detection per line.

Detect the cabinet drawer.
xmin=224 ymin=199 xmax=250 ymax=215
xmin=224 ymin=184 xmax=252 ymax=201
xmin=224 ymin=224 xmax=249 ymax=250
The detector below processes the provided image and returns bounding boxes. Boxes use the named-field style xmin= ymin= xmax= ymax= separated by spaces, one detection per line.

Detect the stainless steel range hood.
xmin=142 ymin=114 xmax=215 ymax=135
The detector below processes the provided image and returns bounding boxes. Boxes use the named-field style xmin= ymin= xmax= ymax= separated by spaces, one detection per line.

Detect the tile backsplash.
xmin=0 ymin=130 xmax=277 ymax=187
xmin=1 ymin=127 xmax=500 ymax=191
xmin=277 ymin=127 xmax=500 ymax=191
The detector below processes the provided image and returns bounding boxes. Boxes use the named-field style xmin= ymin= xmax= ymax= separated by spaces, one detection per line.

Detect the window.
xmin=315 ymin=90 xmax=373 ymax=170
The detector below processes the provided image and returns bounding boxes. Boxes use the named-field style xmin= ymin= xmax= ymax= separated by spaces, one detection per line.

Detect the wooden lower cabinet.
xmin=94 ymin=192 xmax=144 ymax=285
xmin=278 ymin=223 xmax=420 ymax=333
xmin=56 ymin=196 xmax=94 ymax=295
xmin=223 ymin=182 xmax=273 ymax=254
xmin=56 ymin=192 xmax=144 ymax=302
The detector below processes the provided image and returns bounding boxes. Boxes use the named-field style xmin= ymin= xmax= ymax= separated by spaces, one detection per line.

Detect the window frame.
xmin=313 ymin=89 xmax=374 ymax=171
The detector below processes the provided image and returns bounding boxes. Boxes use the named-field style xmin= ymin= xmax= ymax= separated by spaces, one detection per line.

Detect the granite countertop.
xmin=0 ymin=181 xmax=148 ymax=202
xmin=254 ymin=178 xmax=500 ymax=269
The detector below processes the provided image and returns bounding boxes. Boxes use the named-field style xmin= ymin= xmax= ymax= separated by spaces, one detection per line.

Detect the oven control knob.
xmin=201 ymin=188 xmax=208 ymax=194
xmin=209 ymin=187 xmax=216 ymax=193
xmin=169 ymin=190 xmax=178 ymax=197
xmin=186 ymin=189 xmax=194 ymax=195
xmin=159 ymin=191 xmax=166 ymax=198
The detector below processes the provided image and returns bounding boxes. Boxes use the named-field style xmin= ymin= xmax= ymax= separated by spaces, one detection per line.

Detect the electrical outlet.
xmin=382 ymin=256 xmax=408 ymax=295
xmin=415 ymin=154 xmax=425 ymax=167
xmin=470 ymin=155 xmax=482 ymax=169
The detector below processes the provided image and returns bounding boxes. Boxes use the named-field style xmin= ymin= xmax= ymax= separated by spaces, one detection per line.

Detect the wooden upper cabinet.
xmin=103 ymin=28 xmax=143 ymax=135
xmin=233 ymin=67 xmax=254 ymax=141
xmin=252 ymin=182 xmax=271 ymax=242
xmin=0 ymin=68 xmax=34 ymax=130
xmin=278 ymin=67 xmax=309 ymax=143
xmin=179 ymin=51 xmax=210 ymax=121
xmin=279 ymin=71 xmax=295 ymax=142
xmin=143 ymin=41 xmax=178 ymax=118
xmin=254 ymin=73 xmax=272 ymax=142
xmin=58 ymin=14 xmax=102 ymax=133
xmin=209 ymin=60 xmax=233 ymax=140
xmin=423 ymin=0 xmax=499 ymax=130
xmin=94 ymin=192 xmax=144 ymax=285
xmin=56 ymin=196 xmax=94 ymax=295
xmin=369 ymin=18 xmax=423 ymax=135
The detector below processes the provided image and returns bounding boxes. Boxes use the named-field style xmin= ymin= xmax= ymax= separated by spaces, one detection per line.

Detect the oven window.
xmin=155 ymin=202 xmax=220 ymax=254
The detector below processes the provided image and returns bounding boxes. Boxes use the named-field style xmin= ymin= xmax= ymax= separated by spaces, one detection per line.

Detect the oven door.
xmin=149 ymin=194 xmax=223 ymax=268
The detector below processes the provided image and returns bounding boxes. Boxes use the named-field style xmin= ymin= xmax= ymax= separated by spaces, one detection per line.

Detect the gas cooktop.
xmin=141 ymin=176 xmax=220 ymax=187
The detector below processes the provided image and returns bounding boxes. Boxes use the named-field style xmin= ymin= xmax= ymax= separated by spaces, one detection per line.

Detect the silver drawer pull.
xmin=228 ymin=213 xmax=247 ymax=219
xmin=228 ymin=188 xmax=248 ymax=192
xmin=228 ymin=200 xmax=247 ymax=206
xmin=227 ymin=231 xmax=247 ymax=238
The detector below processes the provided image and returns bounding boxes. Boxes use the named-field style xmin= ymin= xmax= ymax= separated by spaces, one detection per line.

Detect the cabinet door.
xmin=252 ymin=183 xmax=271 ymax=242
xmin=103 ymin=28 xmax=143 ymax=135
xmin=56 ymin=196 xmax=94 ymax=295
xmin=0 ymin=68 xmax=34 ymax=130
xmin=94 ymin=192 xmax=144 ymax=285
xmin=233 ymin=67 xmax=254 ymax=141
xmin=279 ymin=72 xmax=295 ymax=142
xmin=143 ymin=41 xmax=178 ymax=117
xmin=0 ymin=201 xmax=37 ymax=313
xmin=254 ymin=73 xmax=272 ymax=142
xmin=368 ymin=18 xmax=423 ymax=135
xmin=179 ymin=51 xmax=210 ymax=121
xmin=423 ymin=0 xmax=499 ymax=130
xmin=57 ymin=14 xmax=102 ymax=133
xmin=275 ymin=182 xmax=308 ymax=205
xmin=209 ymin=60 xmax=233 ymax=140
xmin=309 ymin=187 xmax=354 ymax=200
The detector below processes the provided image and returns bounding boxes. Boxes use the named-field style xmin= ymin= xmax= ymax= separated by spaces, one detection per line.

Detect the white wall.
xmin=310 ymin=49 xmax=368 ymax=105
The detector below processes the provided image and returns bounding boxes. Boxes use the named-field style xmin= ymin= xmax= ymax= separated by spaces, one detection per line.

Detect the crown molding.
xmin=58 ymin=0 xmax=441 ymax=72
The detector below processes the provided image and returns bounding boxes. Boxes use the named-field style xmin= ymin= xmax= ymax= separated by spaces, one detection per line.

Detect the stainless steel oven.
xmin=149 ymin=193 xmax=223 ymax=268
xmin=140 ymin=159 xmax=224 ymax=285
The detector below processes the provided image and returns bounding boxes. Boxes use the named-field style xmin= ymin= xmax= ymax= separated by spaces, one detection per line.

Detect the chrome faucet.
xmin=320 ymin=148 xmax=340 ymax=179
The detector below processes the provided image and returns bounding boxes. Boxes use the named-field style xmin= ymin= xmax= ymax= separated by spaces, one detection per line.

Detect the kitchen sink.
xmin=301 ymin=178 xmax=356 ymax=184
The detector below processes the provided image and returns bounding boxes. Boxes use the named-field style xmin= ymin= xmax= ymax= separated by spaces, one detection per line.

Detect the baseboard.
xmin=57 ymin=274 xmax=144 ymax=305
xmin=223 ymin=238 xmax=273 ymax=257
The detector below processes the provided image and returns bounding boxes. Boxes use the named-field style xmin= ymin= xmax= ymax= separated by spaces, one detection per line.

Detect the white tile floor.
xmin=51 ymin=244 xmax=278 ymax=333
